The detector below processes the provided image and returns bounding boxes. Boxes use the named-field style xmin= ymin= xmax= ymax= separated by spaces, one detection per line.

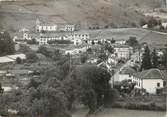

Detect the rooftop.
xmin=0 ymin=54 xmax=26 ymax=64
xmin=133 ymin=68 xmax=167 ymax=80
xmin=120 ymin=67 xmax=136 ymax=75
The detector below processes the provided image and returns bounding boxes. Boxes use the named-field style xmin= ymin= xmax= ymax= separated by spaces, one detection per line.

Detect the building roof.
xmin=113 ymin=44 xmax=130 ymax=48
xmin=120 ymin=67 xmax=136 ymax=75
xmin=39 ymin=32 xmax=70 ymax=38
xmin=0 ymin=54 xmax=26 ymax=64
xmin=7 ymin=54 xmax=26 ymax=60
xmin=0 ymin=57 xmax=15 ymax=63
xmin=133 ymin=69 xmax=167 ymax=80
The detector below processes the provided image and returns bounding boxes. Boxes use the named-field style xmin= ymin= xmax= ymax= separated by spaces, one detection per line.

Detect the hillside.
xmin=0 ymin=0 xmax=164 ymax=32
xmin=0 ymin=0 xmax=142 ymax=32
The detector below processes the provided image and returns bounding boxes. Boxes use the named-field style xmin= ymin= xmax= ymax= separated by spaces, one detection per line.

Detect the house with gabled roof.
xmin=132 ymin=68 xmax=167 ymax=94
xmin=118 ymin=66 xmax=136 ymax=82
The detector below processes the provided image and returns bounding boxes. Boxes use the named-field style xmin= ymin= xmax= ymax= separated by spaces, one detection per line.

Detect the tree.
xmin=91 ymin=40 xmax=95 ymax=45
xmin=16 ymin=57 xmax=22 ymax=64
xmin=104 ymin=43 xmax=114 ymax=54
xmin=98 ymin=53 xmax=108 ymax=61
xmin=37 ymin=46 xmax=50 ymax=57
xmin=18 ymin=44 xmax=32 ymax=53
xmin=147 ymin=17 xmax=161 ymax=29
xmin=27 ymin=38 xmax=38 ymax=45
xmin=52 ymin=49 xmax=62 ymax=61
xmin=66 ymin=65 xmax=112 ymax=113
xmin=141 ymin=46 xmax=152 ymax=70
xmin=114 ymin=80 xmax=136 ymax=94
xmin=80 ymin=54 xmax=88 ymax=64
xmin=162 ymin=48 xmax=167 ymax=69
xmin=0 ymin=83 xmax=3 ymax=94
xmin=126 ymin=37 xmax=139 ymax=50
xmin=0 ymin=31 xmax=15 ymax=56
xmin=29 ymin=87 xmax=69 ymax=117
xmin=110 ymin=38 xmax=116 ymax=44
xmin=26 ymin=52 xmax=38 ymax=63
xmin=151 ymin=49 xmax=159 ymax=68
xmin=140 ymin=18 xmax=147 ymax=26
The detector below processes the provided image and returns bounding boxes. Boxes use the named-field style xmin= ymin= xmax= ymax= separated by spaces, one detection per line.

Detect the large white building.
xmin=132 ymin=69 xmax=167 ymax=94
xmin=59 ymin=24 xmax=75 ymax=32
xmin=114 ymin=44 xmax=133 ymax=60
xmin=69 ymin=32 xmax=90 ymax=45
xmin=36 ymin=19 xmax=58 ymax=32
xmin=37 ymin=33 xmax=70 ymax=45
xmin=71 ymin=32 xmax=89 ymax=41
xmin=36 ymin=19 xmax=75 ymax=32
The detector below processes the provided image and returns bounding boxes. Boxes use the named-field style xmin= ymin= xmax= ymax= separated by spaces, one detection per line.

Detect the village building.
xmin=113 ymin=44 xmax=133 ymax=60
xmin=13 ymin=31 xmax=32 ymax=44
xmin=107 ymin=54 xmax=118 ymax=66
xmin=36 ymin=19 xmax=75 ymax=32
xmin=71 ymin=32 xmax=90 ymax=41
xmin=132 ymin=69 xmax=167 ymax=94
xmin=115 ymin=39 xmax=126 ymax=45
xmin=72 ymin=38 xmax=83 ymax=45
xmin=59 ymin=24 xmax=75 ymax=32
xmin=37 ymin=33 xmax=70 ymax=45
xmin=64 ymin=46 xmax=87 ymax=55
xmin=118 ymin=67 xmax=136 ymax=82
xmin=36 ymin=19 xmax=58 ymax=32
xmin=162 ymin=22 xmax=167 ymax=28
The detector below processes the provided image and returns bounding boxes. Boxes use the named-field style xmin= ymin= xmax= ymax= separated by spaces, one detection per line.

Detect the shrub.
xmin=16 ymin=57 xmax=22 ymax=64
xmin=48 ymin=40 xmax=73 ymax=44
xmin=104 ymin=89 xmax=120 ymax=107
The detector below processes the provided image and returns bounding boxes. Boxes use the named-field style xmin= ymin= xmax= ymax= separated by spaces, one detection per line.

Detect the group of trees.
xmin=0 ymin=31 xmax=15 ymax=56
xmin=48 ymin=40 xmax=72 ymax=45
xmin=114 ymin=80 xmax=136 ymax=94
xmin=64 ymin=65 xmax=114 ymax=113
xmin=140 ymin=17 xmax=167 ymax=31
xmin=26 ymin=38 xmax=39 ymax=45
xmin=0 ymin=64 xmax=115 ymax=116
xmin=141 ymin=46 xmax=160 ymax=70
xmin=147 ymin=17 xmax=162 ymax=29
xmin=0 ymin=44 xmax=118 ymax=116
xmin=126 ymin=36 xmax=139 ymax=52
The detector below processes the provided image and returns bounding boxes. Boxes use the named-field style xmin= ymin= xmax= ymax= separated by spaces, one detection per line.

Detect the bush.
xmin=48 ymin=40 xmax=73 ymax=44
xmin=26 ymin=52 xmax=38 ymax=63
xmin=104 ymin=89 xmax=120 ymax=107
xmin=26 ymin=39 xmax=39 ymax=45
xmin=140 ymin=18 xmax=147 ymax=26
xmin=16 ymin=57 xmax=22 ymax=64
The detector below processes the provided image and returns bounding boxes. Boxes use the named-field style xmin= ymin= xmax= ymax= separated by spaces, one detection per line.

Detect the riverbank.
xmin=95 ymin=108 xmax=166 ymax=117
xmin=72 ymin=108 xmax=166 ymax=117
xmin=112 ymin=101 xmax=166 ymax=111
xmin=110 ymin=95 xmax=166 ymax=112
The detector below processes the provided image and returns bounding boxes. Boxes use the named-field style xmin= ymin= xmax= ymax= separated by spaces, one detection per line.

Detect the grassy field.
xmin=139 ymin=30 xmax=167 ymax=45
xmin=72 ymin=108 xmax=166 ymax=117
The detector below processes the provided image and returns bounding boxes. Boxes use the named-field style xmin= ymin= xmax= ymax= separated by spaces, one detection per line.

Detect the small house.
xmin=118 ymin=67 xmax=136 ymax=82
xmin=132 ymin=69 xmax=167 ymax=94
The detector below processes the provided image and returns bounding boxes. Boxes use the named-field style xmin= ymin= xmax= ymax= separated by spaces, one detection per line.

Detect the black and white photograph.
xmin=0 ymin=0 xmax=167 ymax=117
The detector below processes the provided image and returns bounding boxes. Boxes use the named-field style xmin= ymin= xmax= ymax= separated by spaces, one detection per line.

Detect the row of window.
xmin=73 ymin=34 xmax=89 ymax=37
xmin=157 ymin=81 xmax=166 ymax=87
xmin=38 ymin=26 xmax=57 ymax=31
